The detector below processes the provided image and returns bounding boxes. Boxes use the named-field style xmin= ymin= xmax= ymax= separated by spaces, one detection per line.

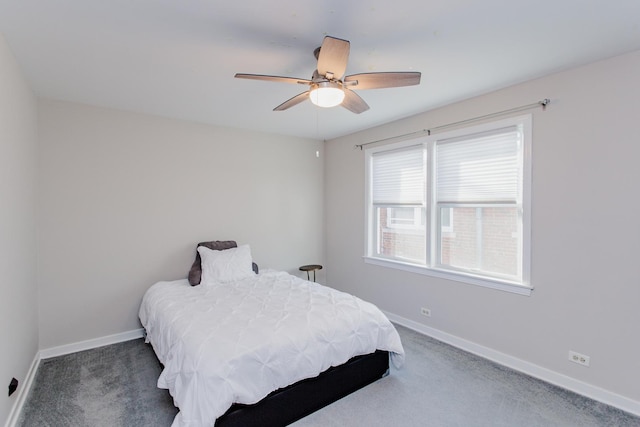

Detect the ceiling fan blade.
xmin=344 ymin=72 xmax=421 ymax=90
xmin=341 ymin=89 xmax=370 ymax=114
xmin=235 ymin=73 xmax=311 ymax=85
xmin=273 ymin=91 xmax=310 ymax=111
xmin=316 ymin=36 xmax=350 ymax=80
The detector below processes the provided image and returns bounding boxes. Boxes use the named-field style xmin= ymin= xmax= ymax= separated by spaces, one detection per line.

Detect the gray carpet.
xmin=18 ymin=325 xmax=640 ymax=426
xmin=18 ymin=339 xmax=178 ymax=426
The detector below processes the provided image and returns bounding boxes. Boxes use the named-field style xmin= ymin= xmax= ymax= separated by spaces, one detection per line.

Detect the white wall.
xmin=0 ymin=34 xmax=38 ymax=423
xmin=37 ymin=100 xmax=324 ymax=349
xmin=325 ymin=50 xmax=640 ymax=405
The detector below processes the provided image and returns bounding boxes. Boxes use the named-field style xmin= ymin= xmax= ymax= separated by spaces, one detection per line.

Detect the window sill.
xmin=363 ymin=256 xmax=532 ymax=296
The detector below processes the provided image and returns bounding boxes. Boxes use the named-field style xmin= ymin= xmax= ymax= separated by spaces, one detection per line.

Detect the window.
xmin=370 ymin=146 xmax=426 ymax=264
xmin=440 ymin=207 xmax=453 ymax=233
xmin=365 ymin=115 xmax=531 ymax=295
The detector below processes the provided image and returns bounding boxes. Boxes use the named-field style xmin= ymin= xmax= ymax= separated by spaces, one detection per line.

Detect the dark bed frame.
xmin=214 ymin=350 xmax=390 ymax=427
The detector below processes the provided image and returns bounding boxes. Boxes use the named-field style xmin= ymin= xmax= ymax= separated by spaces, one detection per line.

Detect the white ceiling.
xmin=1 ymin=0 xmax=639 ymax=140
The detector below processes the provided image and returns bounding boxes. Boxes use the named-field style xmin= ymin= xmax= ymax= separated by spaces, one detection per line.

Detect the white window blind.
xmin=372 ymin=146 xmax=425 ymax=205
xmin=436 ymin=126 xmax=521 ymax=203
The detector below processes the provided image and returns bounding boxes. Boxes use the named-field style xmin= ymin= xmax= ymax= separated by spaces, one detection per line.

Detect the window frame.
xmin=364 ymin=115 xmax=532 ymax=296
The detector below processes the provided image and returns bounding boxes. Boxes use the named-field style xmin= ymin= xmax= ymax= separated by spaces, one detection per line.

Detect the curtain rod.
xmin=354 ymin=98 xmax=550 ymax=150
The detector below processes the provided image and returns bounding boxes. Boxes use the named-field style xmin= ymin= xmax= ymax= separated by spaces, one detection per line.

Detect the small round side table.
xmin=299 ymin=264 xmax=323 ymax=282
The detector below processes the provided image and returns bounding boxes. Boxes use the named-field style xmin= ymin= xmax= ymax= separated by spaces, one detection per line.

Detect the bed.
xmin=139 ymin=241 xmax=404 ymax=427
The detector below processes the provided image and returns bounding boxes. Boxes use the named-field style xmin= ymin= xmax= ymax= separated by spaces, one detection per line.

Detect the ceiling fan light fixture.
xmin=309 ymin=81 xmax=345 ymax=108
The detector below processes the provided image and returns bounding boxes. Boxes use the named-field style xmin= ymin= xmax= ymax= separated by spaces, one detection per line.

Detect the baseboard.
xmin=3 ymin=353 xmax=39 ymax=427
xmin=39 ymin=328 xmax=145 ymax=359
xmin=384 ymin=311 xmax=640 ymax=417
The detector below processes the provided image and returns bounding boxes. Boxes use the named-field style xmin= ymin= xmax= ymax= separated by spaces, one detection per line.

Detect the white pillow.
xmin=198 ymin=244 xmax=255 ymax=285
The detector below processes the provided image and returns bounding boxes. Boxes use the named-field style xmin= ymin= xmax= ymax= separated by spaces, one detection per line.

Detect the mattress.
xmin=139 ymin=270 xmax=404 ymax=427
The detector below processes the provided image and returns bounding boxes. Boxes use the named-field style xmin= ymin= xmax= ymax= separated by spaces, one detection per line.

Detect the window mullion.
xmin=427 ymin=139 xmax=436 ymax=267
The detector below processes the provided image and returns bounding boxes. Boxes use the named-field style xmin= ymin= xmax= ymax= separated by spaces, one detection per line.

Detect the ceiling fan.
xmin=234 ymin=35 xmax=421 ymax=114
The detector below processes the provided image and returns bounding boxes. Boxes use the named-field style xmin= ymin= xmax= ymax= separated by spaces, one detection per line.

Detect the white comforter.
xmin=139 ymin=270 xmax=404 ymax=427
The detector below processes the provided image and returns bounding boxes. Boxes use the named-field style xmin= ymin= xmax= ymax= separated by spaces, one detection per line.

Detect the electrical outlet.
xmin=420 ymin=307 xmax=431 ymax=317
xmin=568 ymin=351 xmax=590 ymax=367
xmin=8 ymin=377 xmax=18 ymax=396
